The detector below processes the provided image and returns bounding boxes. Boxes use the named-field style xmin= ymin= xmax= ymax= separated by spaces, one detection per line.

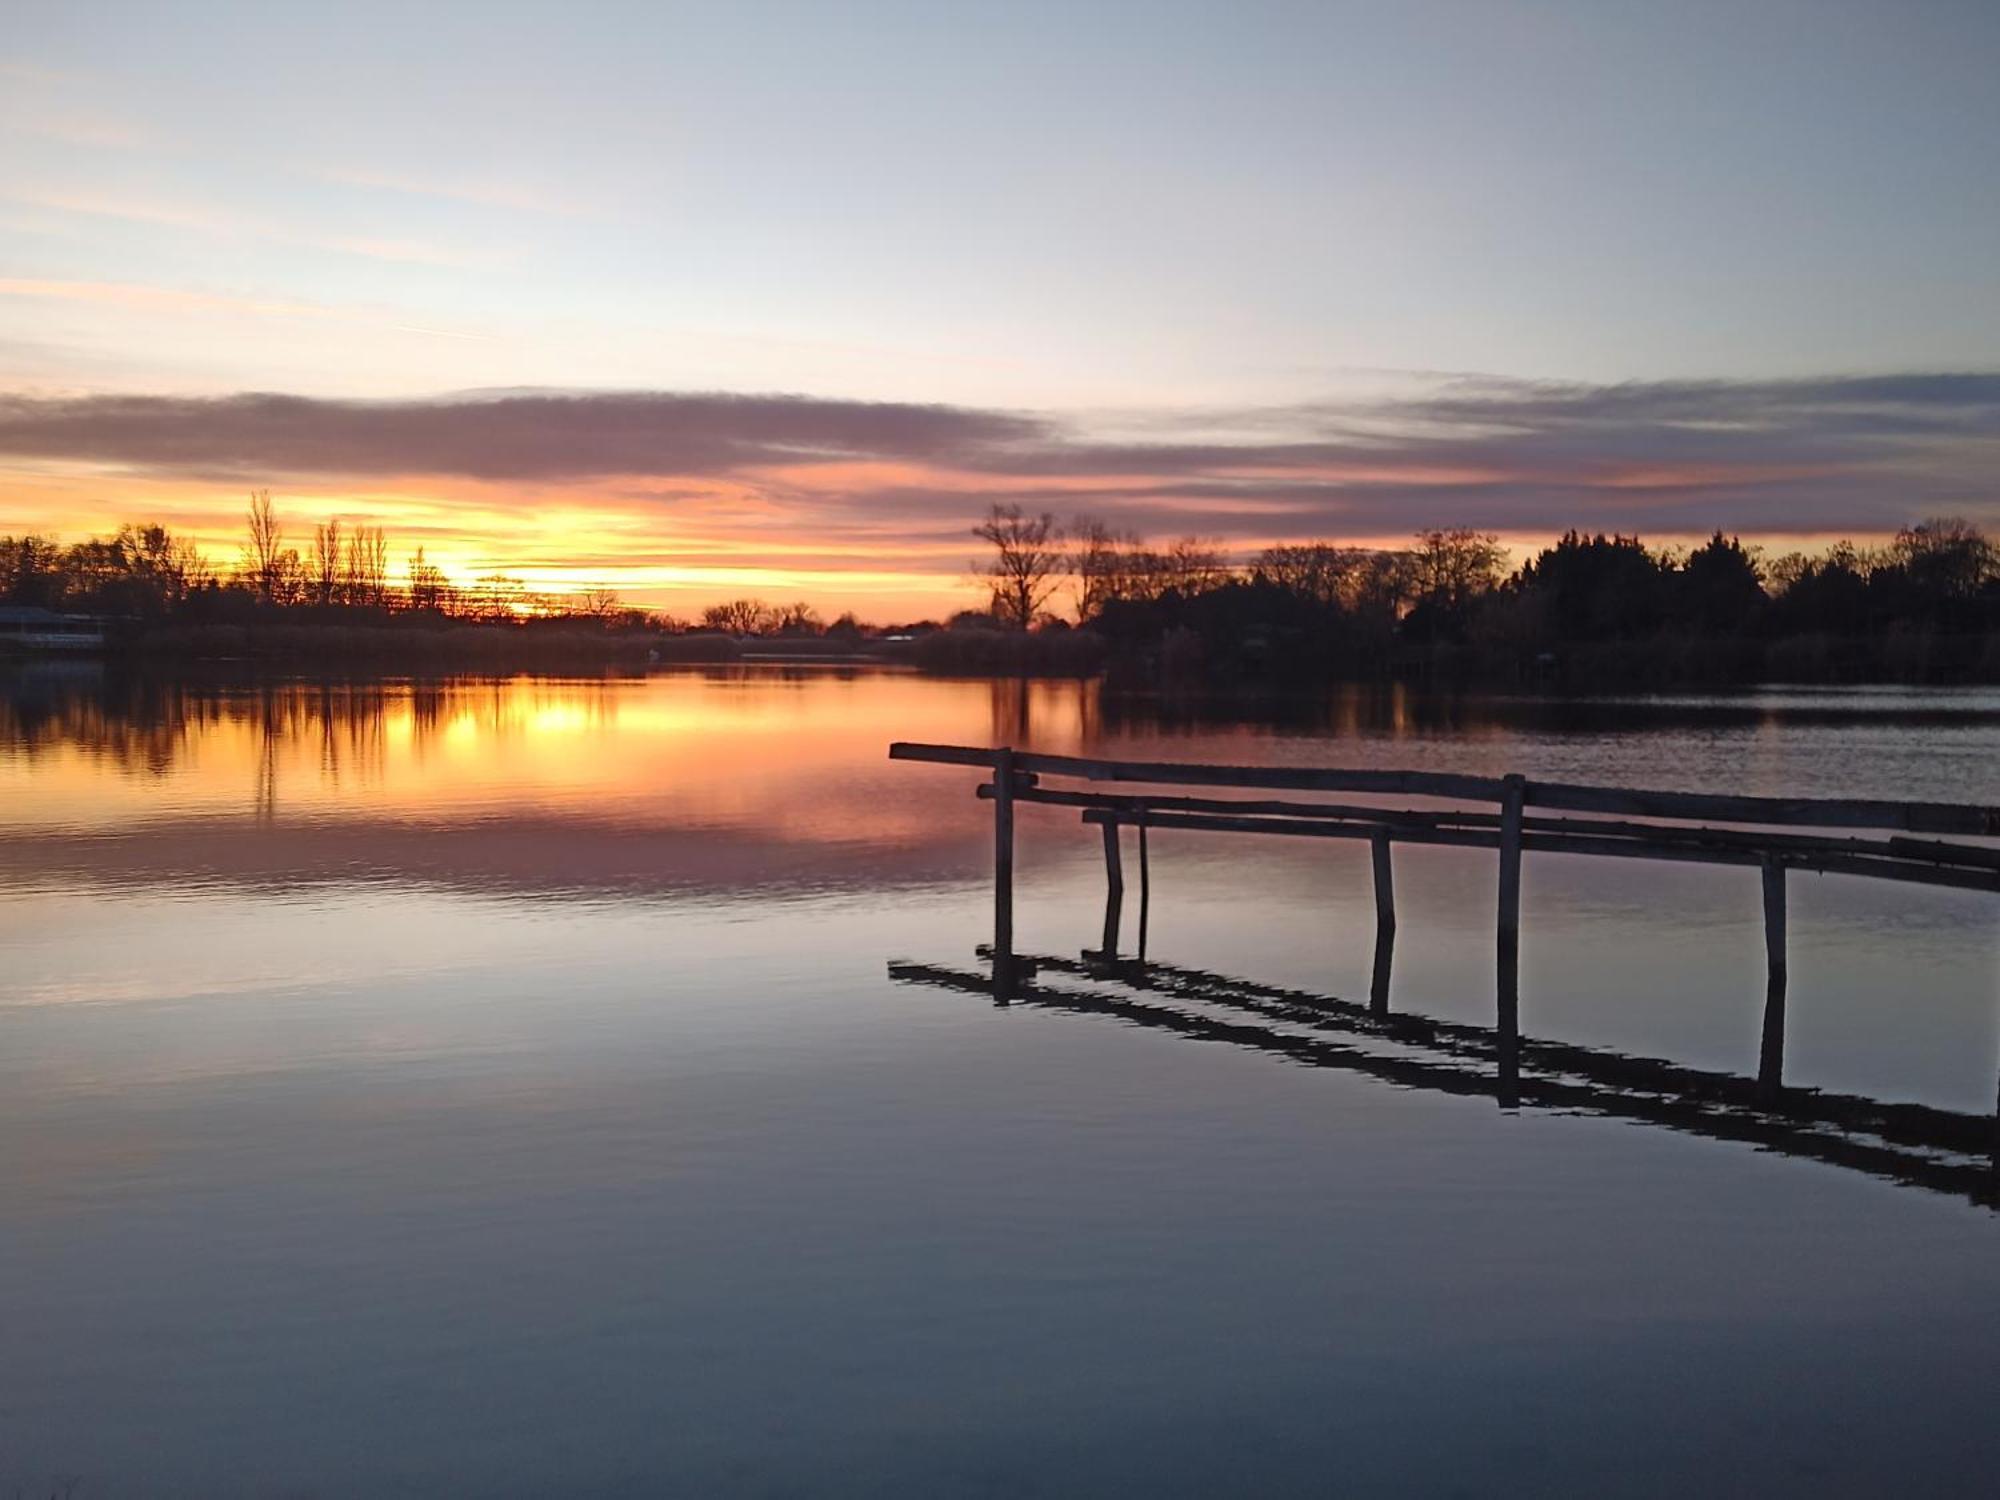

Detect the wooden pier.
xmin=889 ymin=741 xmax=2000 ymax=1151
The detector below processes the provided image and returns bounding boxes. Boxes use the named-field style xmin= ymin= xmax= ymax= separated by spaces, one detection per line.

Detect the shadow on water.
xmin=888 ymin=947 xmax=2000 ymax=1212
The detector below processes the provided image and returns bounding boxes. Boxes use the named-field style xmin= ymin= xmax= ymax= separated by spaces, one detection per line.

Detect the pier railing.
xmin=888 ymin=741 xmax=2000 ymax=1120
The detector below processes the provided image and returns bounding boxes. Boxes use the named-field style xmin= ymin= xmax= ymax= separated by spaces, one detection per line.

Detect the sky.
xmin=3 ymin=0 xmax=1998 ymax=619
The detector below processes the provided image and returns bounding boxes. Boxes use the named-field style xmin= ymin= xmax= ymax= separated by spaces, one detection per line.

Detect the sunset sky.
xmin=4 ymin=0 xmax=1998 ymax=619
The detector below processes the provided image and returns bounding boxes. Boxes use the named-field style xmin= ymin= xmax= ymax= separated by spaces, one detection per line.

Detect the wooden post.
xmin=1991 ymin=1061 xmax=1999 ymax=1201
xmin=1137 ymin=819 xmax=1151 ymax=963
xmin=993 ymin=746 xmax=1016 ymax=999
xmin=1369 ymin=828 xmax=1396 ymax=1017
xmin=1497 ymin=774 xmax=1525 ymax=1107
xmin=1100 ymin=818 xmax=1125 ymax=956
xmin=1758 ymin=856 xmax=1788 ymax=1103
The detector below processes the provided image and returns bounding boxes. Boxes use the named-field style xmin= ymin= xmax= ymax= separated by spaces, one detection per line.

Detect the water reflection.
xmin=11 ymin=666 xmax=2000 ymax=794
xmin=6 ymin=665 xmax=2000 ymax=1495
xmin=6 ymin=663 xmax=2000 ymax=912
xmin=892 ymin=949 xmax=2000 ymax=1210
xmin=0 ymin=668 xmax=1008 ymax=900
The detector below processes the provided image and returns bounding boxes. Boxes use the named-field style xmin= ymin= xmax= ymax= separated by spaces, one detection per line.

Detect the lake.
xmin=3 ymin=665 xmax=1998 ymax=1497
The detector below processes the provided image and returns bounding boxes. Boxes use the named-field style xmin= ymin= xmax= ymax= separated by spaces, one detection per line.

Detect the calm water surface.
xmin=3 ymin=666 xmax=1998 ymax=1496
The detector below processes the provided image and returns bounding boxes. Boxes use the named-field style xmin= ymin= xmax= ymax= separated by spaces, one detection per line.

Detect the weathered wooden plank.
xmin=897 ymin=742 xmax=1506 ymax=799
xmin=1521 ymin=813 xmax=2000 ymax=868
xmin=1526 ymin=778 xmax=2000 ymax=836
xmin=1008 ymin=784 xmax=2000 ymax=869
xmin=897 ymin=740 xmax=2000 ymax=836
xmin=1075 ymin=808 xmax=2000 ymax=894
xmin=890 ymin=741 xmax=1003 ymax=768
xmin=1887 ymin=834 xmax=2000 ymax=871
xmin=1037 ymin=754 xmax=1503 ymax=800
xmin=985 ymin=781 xmax=1468 ymax=825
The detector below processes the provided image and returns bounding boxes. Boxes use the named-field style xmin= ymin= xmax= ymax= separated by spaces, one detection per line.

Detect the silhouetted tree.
xmin=0 ymin=534 xmax=65 ymax=607
xmin=1072 ymin=516 xmax=1144 ymax=620
xmin=344 ymin=525 xmax=390 ymax=607
xmin=702 ymin=598 xmax=778 ymax=634
xmin=1407 ymin=528 xmax=1505 ymax=614
xmin=1767 ymin=540 xmax=1874 ymax=637
xmin=244 ymin=489 xmax=284 ymax=603
xmin=1253 ymin=543 xmax=1373 ymax=607
xmin=1893 ymin=516 xmax=1994 ymax=601
xmin=310 ymin=518 xmax=344 ymax=605
xmin=1681 ymin=532 xmax=1766 ymax=632
xmin=974 ymin=504 xmax=1066 ymax=629
xmin=406 ymin=547 xmax=449 ymax=612
xmin=772 ymin=602 xmax=823 ymax=635
xmin=1515 ymin=532 xmax=1674 ymax=640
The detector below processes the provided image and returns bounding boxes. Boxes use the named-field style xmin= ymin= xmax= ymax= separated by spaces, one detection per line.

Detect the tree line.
xmin=969 ymin=503 xmax=2000 ymax=682
xmin=8 ymin=490 xmax=1996 ymax=681
xmin=0 ymin=494 xmax=884 ymax=642
xmin=1 ymin=491 xmax=642 ymax=628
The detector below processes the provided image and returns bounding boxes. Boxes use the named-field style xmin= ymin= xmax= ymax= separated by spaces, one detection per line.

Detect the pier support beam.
xmin=1137 ymin=821 xmax=1151 ymax=963
xmin=1758 ymin=857 xmax=1788 ymax=1102
xmin=1369 ymin=828 xmax=1396 ymax=1017
xmin=993 ymin=746 xmax=1016 ymax=999
xmin=1497 ymin=775 xmax=1525 ymax=1107
xmin=1100 ymin=819 xmax=1125 ymax=956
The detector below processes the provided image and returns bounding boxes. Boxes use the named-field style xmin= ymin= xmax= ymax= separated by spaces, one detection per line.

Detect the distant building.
xmin=0 ymin=605 xmax=107 ymax=653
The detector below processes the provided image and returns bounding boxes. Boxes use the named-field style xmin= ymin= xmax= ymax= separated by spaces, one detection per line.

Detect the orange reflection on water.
xmin=0 ymin=669 xmax=1099 ymax=847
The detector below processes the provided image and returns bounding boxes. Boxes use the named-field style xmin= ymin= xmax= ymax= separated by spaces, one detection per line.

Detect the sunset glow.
xmin=5 ymin=5 xmax=1996 ymax=620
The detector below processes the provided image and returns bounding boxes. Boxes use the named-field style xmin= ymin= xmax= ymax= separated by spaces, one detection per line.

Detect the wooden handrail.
xmin=1075 ymin=807 xmax=2000 ymax=895
xmin=890 ymin=742 xmax=1504 ymax=800
xmin=890 ymin=741 xmax=2000 ymax=835
xmin=978 ymin=782 xmax=2000 ymax=873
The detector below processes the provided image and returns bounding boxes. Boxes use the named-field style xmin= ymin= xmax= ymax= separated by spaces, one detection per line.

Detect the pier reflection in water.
xmin=891 ymin=949 xmax=2000 ymax=1210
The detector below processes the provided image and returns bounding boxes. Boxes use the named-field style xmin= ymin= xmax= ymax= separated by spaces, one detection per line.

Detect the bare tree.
xmin=1253 ymin=543 xmax=1380 ymax=608
xmin=579 ymin=587 xmax=625 ymax=621
xmin=406 ymin=546 xmax=450 ymax=612
xmin=1073 ymin=515 xmax=1141 ymax=621
xmin=277 ymin=549 xmax=308 ymax=606
xmin=1072 ymin=515 xmax=1238 ymax=617
xmin=1893 ymin=516 xmax=1995 ymax=599
xmin=343 ymin=525 xmax=389 ymax=606
xmin=310 ymin=518 xmax=344 ymax=605
xmin=244 ymin=489 xmax=284 ymax=602
xmin=466 ymin=573 xmax=530 ymax=621
xmin=772 ymin=601 xmax=823 ymax=635
xmin=702 ymin=598 xmax=778 ymax=635
xmin=1158 ymin=536 xmax=1232 ymax=595
xmin=974 ymin=503 xmax=1066 ymax=629
xmin=1407 ymin=528 xmax=1505 ymax=613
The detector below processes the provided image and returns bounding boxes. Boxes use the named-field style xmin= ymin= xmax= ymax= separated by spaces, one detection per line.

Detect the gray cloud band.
xmin=1 ymin=375 xmax=1993 ymax=538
